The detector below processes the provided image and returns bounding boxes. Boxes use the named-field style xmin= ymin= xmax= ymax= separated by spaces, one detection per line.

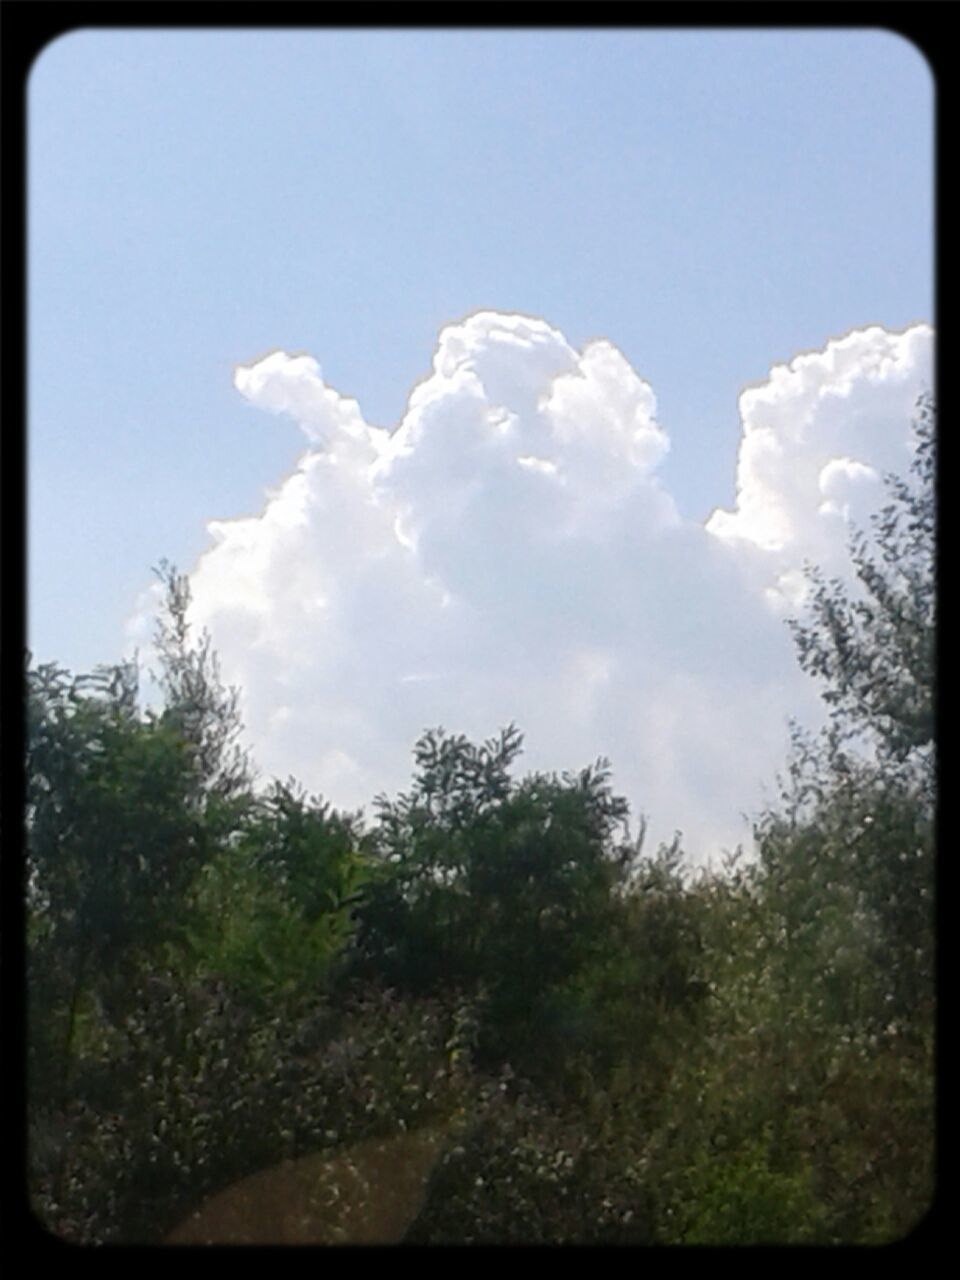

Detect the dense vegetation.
xmin=25 ymin=398 xmax=935 ymax=1244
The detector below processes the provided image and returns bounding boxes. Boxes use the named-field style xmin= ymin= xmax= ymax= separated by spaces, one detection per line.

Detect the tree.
xmin=755 ymin=394 xmax=936 ymax=1033
xmin=26 ymin=563 xmax=255 ymax=1106
xmin=788 ymin=392 xmax=935 ymax=790
xmin=26 ymin=659 xmax=208 ymax=1110
xmin=177 ymin=780 xmax=372 ymax=1011
xmin=150 ymin=559 xmax=251 ymax=804
xmin=351 ymin=725 xmax=639 ymax=1072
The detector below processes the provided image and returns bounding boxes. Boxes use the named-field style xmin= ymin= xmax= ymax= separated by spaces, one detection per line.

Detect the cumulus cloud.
xmin=132 ymin=313 xmax=933 ymax=862
xmin=706 ymin=324 xmax=933 ymax=607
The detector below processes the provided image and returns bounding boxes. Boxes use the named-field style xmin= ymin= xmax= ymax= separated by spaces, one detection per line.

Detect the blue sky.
xmin=28 ymin=28 xmax=933 ymax=857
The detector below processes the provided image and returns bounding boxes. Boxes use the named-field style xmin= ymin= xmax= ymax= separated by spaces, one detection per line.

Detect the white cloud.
xmin=816 ymin=457 xmax=881 ymax=520
xmin=706 ymin=324 xmax=933 ymax=606
xmin=132 ymin=314 xmax=933 ymax=862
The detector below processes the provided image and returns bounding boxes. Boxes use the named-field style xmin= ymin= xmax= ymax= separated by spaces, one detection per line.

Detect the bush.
xmin=405 ymin=1074 xmax=654 ymax=1244
xmin=29 ymin=979 xmax=479 ymax=1244
xmin=667 ymin=1130 xmax=825 ymax=1245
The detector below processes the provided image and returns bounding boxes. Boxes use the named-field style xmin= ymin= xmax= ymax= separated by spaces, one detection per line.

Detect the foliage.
xmin=29 ymin=979 xmax=478 ymax=1244
xmin=405 ymin=1072 xmax=654 ymax=1244
xmin=26 ymin=658 xmax=209 ymax=1110
xmin=753 ymin=750 xmax=934 ymax=1032
xmin=666 ymin=1129 xmax=824 ymax=1245
xmin=352 ymin=725 xmax=638 ymax=1072
xmin=753 ymin=395 xmax=936 ymax=1037
xmin=788 ymin=392 xmax=935 ymax=784
xmin=173 ymin=781 xmax=371 ymax=1013
xmin=27 ymin=661 xmax=198 ymax=963
xmin=149 ymin=560 xmax=251 ymax=802
xmin=546 ymin=841 xmax=710 ymax=1099
xmin=641 ymin=852 xmax=934 ymax=1244
xmin=27 ymin=562 xmax=252 ymax=962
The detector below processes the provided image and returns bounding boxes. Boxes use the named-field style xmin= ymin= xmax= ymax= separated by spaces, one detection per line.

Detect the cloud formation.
xmin=707 ymin=324 xmax=932 ymax=607
xmin=134 ymin=313 xmax=933 ymax=862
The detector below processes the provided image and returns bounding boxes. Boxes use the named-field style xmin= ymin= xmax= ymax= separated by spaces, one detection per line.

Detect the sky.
xmin=28 ymin=27 xmax=934 ymax=862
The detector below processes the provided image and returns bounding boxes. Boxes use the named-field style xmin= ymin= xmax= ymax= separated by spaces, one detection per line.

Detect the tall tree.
xmin=757 ymin=393 xmax=936 ymax=1032
xmin=26 ymin=563 xmax=253 ymax=1104
xmin=788 ymin=392 xmax=935 ymax=791
xmin=150 ymin=559 xmax=251 ymax=804
xmin=26 ymin=659 xmax=206 ymax=1107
